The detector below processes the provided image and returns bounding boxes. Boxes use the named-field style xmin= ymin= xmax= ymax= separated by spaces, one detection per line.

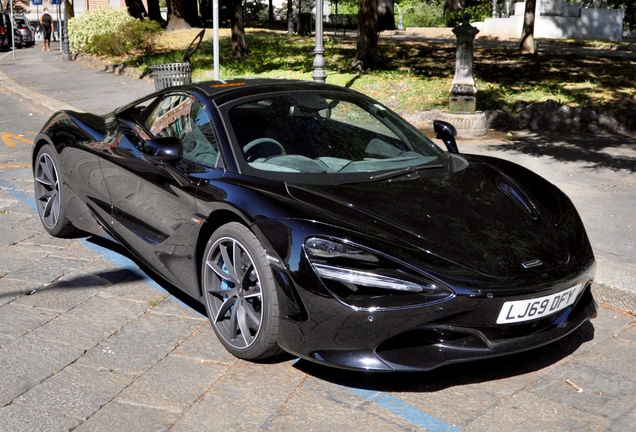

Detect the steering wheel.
xmin=243 ymin=138 xmax=286 ymax=162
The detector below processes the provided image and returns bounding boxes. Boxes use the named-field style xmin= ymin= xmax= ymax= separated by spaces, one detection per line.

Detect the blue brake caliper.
xmin=219 ymin=261 xmax=234 ymax=314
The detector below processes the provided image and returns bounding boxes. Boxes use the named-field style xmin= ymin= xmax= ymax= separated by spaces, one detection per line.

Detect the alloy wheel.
xmin=34 ymin=152 xmax=61 ymax=230
xmin=204 ymin=236 xmax=264 ymax=350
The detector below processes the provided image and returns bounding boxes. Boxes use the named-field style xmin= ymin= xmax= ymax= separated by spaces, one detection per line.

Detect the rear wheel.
xmin=202 ymin=222 xmax=281 ymax=360
xmin=33 ymin=145 xmax=76 ymax=237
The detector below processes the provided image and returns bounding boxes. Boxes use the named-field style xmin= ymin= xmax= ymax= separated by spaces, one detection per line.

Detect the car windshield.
xmin=225 ymin=90 xmax=447 ymax=184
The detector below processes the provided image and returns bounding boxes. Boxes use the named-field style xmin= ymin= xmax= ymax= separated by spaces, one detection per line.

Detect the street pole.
xmin=312 ymin=0 xmax=326 ymax=82
xmin=57 ymin=0 xmax=62 ymax=51
xmin=213 ymin=0 xmax=219 ymax=80
xmin=10 ymin=0 xmax=15 ymax=59
xmin=62 ymin=1 xmax=70 ymax=60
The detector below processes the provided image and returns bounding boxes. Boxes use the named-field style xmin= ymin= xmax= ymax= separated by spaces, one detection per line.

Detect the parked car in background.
xmin=0 ymin=12 xmax=23 ymax=51
xmin=14 ymin=15 xmax=35 ymax=47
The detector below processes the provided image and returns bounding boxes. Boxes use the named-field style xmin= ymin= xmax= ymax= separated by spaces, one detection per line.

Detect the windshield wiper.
xmin=366 ymin=164 xmax=443 ymax=183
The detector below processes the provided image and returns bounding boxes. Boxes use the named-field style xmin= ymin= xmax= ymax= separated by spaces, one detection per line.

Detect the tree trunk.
xmin=183 ymin=0 xmax=201 ymax=27
xmin=231 ymin=0 xmax=249 ymax=57
xmin=269 ymin=0 xmax=274 ymax=20
xmin=377 ymin=0 xmax=394 ymax=31
xmin=165 ymin=0 xmax=191 ymax=31
xmin=125 ymin=0 xmax=148 ymax=19
xmin=519 ymin=0 xmax=536 ymax=54
xmin=352 ymin=0 xmax=378 ymax=71
xmin=287 ymin=0 xmax=294 ymax=35
xmin=147 ymin=0 xmax=167 ymax=26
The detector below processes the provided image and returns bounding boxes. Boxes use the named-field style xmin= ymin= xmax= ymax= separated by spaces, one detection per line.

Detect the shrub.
xmin=398 ymin=0 xmax=446 ymax=28
xmin=68 ymin=7 xmax=162 ymax=57
xmin=444 ymin=1 xmax=492 ymax=27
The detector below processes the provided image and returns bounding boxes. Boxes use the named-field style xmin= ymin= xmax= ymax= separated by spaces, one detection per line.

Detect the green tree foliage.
xmin=2 ymin=0 xmax=28 ymax=13
xmin=397 ymin=0 xmax=445 ymax=27
xmin=609 ymin=0 xmax=636 ymax=30
xmin=392 ymin=0 xmax=490 ymax=28
xmin=442 ymin=0 xmax=491 ymax=26
xmin=68 ymin=7 xmax=162 ymax=57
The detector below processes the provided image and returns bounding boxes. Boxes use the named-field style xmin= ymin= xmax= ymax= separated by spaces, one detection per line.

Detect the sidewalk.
xmin=1 ymin=44 xmax=635 ymax=314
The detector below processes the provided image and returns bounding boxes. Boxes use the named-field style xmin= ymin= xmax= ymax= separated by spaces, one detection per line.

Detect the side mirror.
xmin=143 ymin=136 xmax=183 ymax=163
xmin=433 ymin=120 xmax=459 ymax=154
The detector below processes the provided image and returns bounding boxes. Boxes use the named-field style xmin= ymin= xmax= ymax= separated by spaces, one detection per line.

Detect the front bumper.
xmin=275 ymin=265 xmax=597 ymax=372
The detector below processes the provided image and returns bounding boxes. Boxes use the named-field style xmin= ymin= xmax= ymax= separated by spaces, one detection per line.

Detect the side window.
xmin=145 ymin=95 xmax=219 ymax=168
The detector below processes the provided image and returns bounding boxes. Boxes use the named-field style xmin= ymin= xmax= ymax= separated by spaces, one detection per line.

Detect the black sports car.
xmin=32 ymin=79 xmax=597 ymax=372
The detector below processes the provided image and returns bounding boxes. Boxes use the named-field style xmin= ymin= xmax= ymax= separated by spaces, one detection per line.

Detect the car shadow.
xmin=292 ymin=321 xmax=595 ymax=392
xmin=1 ymin=234 xmax=207 ymax=317
xmin=84 ymin=235 xmax=207 ymax=316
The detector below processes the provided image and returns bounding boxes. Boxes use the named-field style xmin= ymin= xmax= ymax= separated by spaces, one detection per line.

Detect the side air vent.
xmin=496 ymin=176 xmax=538 ymax=220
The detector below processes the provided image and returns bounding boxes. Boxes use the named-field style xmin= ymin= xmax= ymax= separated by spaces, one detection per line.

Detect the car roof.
xmin=188 ymin=79 xmax=358 ymax=105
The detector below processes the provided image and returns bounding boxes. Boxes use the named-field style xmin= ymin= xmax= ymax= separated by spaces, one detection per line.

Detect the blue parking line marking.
xmin=0 ymin=175 xmax=37 ymax=213
xmin=1 ymin=170 xmax=200 ymax=315
xmin=347 ymin=388 xmax=461 ymax=432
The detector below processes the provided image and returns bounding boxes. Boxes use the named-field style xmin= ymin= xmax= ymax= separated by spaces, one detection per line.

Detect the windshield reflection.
xmin=226 ymin=91 xmax=447 ymax=184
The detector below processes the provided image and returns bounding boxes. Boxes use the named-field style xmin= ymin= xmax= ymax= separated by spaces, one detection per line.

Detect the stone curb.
xmin=593 ymin=282 xmax=636 ymax=314
xmin=0 ymin=75 xmax=82 ymax=113
xmin=73 ymin=53 xmax=152 ymax=81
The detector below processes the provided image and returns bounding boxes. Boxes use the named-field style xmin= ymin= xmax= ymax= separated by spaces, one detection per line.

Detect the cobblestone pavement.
xmin=1 ymin=80 xmax=635 ymax=432
xmin=0 ymin=186 xmax=634 ymax=431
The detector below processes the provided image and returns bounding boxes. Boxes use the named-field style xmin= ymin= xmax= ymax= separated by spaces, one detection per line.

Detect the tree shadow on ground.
xmin=485 ymin=132 xmax=636 ymax=173
xmin=293 ymin=321 xmax=595 ymax=392
xmin=375 ymin=39 xmax=636 ymax=113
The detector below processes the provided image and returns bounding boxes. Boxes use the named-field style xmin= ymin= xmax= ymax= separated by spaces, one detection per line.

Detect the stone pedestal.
xmin=436 ymin=112 xmax=487 ymax=138
xmin=449 ymin=94 xmax=476 ymax=114
xmin=450 ymin=15 xmax=479 ymax=114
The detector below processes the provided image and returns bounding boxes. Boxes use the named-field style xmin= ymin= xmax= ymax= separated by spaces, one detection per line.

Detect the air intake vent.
xmin=496 ymin=176 xmax=538 ymax=219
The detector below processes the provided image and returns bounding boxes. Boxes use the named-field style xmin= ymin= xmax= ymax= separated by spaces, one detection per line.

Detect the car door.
xmin=99 ymin=92 xmax=219 ymax=296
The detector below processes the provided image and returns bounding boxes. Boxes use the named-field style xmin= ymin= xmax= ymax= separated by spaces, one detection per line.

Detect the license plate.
xmin=496 ymin=284 xmax=582 ymax=324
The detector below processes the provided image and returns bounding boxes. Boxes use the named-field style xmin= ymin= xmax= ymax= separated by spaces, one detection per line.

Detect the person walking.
xmin=40 ymin=8 xmax=54 ymax=51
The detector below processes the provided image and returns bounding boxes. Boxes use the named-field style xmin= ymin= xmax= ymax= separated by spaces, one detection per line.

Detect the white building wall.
xmin=474 ymin=1 xmax=625 ymax=42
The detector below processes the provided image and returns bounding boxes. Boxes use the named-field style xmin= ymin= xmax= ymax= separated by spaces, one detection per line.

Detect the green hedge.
xmin=68 ymin=7 xmax=162 ymax=57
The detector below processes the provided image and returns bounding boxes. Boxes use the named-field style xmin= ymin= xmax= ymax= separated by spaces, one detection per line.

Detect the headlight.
xmin=312 ymin=263 xmax=428 ymax=293
xmin=305 ymin=237 xmax=379 ymax=263
xmin=304 ymin=237 xmax=452 ymax=309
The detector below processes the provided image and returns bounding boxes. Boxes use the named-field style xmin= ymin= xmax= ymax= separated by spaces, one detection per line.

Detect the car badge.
xmin=522 ymin=259 xmax=543 ymax=269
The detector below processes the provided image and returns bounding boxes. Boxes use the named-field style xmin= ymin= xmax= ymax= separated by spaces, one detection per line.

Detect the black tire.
xmin=15 ymin=35 xmax=23 ymax=49
xmin=202 ymin=222 xmax=281 ymax=360
xmin=33 ymin=145 xmax=76 ymax=237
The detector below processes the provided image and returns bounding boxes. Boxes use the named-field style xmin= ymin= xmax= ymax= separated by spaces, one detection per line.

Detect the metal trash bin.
xmin=149 ymin=29 xmax=205 ymax=91
xmin=149 ymin=62 xmax=193 ymax=91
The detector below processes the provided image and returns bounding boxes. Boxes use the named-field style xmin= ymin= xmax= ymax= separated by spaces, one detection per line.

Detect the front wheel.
xmin=33 ymin=145 xmax=76 ymax=237
xmin=202 ymin=222 xmax=281 ymax=360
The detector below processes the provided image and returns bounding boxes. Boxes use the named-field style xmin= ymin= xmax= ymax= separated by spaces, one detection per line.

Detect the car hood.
xmin=286 ymin=161 xmax=569 ymax=278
